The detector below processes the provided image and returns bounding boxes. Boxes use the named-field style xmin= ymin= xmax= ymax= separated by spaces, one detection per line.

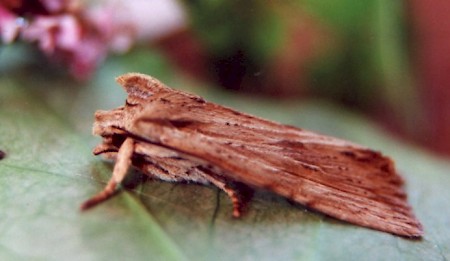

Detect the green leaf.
xmin=1 ymin=52 xmax=449 ymax=261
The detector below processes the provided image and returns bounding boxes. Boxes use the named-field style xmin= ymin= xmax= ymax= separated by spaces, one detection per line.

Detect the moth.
xmin=0 ymin=150 xmax=5 ymax=160
xmin=82 ymin=73 xmax=423 ymax=238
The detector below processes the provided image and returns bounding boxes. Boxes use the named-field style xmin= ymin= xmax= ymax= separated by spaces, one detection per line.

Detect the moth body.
xmin=83 ymin=73 xmax=423 ymax=238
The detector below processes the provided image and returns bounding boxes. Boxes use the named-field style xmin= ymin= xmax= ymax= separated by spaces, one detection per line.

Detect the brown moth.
xmin=82 ymin=73 xmax=423 ymax=238
xmin=0 ymin=150 xmax=5 ymax=160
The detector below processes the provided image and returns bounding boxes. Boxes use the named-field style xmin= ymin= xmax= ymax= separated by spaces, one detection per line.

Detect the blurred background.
xmin=1 ymin=0 xmax=449 ymax=159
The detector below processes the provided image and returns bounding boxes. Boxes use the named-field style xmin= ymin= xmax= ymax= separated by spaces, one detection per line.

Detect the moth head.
xmin=92 ymin=108 xmax=126 ymax=136
xmin=116 ymin=73 xmax=170 ymax=106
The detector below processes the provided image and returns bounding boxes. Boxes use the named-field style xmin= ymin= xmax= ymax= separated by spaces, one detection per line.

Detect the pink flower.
xmin=0 ymin=0 xmax=187 ymax=79
xmin=68 ymin=35 xmax=107 ymax=79
xmin=22 ymin=14 xmax=81 ymax=54
xmin=40 ymin=0 xmax=79 ymax=13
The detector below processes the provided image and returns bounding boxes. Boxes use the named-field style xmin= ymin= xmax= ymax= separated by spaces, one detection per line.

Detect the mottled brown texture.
xmin=0 ymin=150 xmax=5 ymax=160
xmin=83 ymin=73 xmax=423 ymax=238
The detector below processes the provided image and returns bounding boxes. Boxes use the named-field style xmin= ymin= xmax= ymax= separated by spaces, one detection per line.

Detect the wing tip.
xmin=394 ymin=224 xmax=424 ymax=239
xmin=402 ymin=216 xmax=424 ymax=238
xmin=364 ymin=208 xmax=424 ymax=238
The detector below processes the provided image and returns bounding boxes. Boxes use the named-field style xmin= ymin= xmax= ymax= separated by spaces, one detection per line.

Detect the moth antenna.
xmin=81 ymin=138 xmax=135 ymax=210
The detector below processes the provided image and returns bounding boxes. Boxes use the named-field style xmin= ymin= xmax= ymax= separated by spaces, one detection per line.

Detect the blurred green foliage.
xmin=184 ymin=0 xmax=421 ymax=133
xmin=186 ymin=0 xmax=283 ymax=64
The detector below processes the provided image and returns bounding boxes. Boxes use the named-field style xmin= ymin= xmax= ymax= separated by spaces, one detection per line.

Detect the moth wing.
xmin=118 ymin=75 xmax=422 ymax=237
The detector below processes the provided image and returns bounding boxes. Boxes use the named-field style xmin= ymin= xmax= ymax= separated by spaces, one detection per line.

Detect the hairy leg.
xmin=81 ymin=138 xmax=134 ymax=210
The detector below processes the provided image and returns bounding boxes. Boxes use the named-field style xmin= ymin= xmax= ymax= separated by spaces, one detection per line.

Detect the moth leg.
xmin=81 ymin=138 xmax=135 ymax=210
xmin=200 ymin=173 xmax=247 ymax=218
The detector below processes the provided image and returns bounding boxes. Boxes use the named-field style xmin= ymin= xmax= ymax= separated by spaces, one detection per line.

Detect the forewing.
xmin=117 ymin=74 xmax=422 ymax=237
